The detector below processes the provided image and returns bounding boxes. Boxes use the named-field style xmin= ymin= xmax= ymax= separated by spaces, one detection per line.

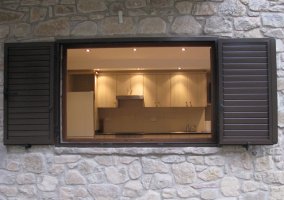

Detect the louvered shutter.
xmin=219 ymin=38 xmax=277 ymax=145
xmin=4 ymin=43 xmax=55 ymax=145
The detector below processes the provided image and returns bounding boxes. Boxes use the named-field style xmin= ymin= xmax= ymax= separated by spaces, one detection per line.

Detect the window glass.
xmin=65 ymin=46 xmax=213 ymax=142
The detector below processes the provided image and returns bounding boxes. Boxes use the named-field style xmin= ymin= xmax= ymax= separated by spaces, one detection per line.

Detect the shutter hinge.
xmin=24 ymin=144 xmax=32 ymax=149
xmin=243 ymin=142 xmax=250 ymax=151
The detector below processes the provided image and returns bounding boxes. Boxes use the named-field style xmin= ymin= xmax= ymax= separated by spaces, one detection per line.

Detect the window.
xmin=64 ymin=44 xmax=214 ymax=144
xmin=3 ymin=38 xmax=278 ymax=146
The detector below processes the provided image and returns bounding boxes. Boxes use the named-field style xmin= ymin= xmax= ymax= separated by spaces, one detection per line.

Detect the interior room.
xmin=65 ymin=46 xmax=213 ymax=142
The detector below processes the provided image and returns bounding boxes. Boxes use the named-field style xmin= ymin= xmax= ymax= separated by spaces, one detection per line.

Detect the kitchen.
xmin=65 ymin=46 xmax=213 ymax=142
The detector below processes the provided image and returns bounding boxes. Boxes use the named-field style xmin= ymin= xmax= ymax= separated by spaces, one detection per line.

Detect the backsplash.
xmin=98 ymin=99 xmax=206 ymax=133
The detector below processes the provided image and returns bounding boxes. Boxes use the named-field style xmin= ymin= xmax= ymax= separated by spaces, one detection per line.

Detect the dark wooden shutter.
xmin=219 ymin=38 xmax=277 ymax=145
xmin=4 ymin=43 xmax=55 ymax=145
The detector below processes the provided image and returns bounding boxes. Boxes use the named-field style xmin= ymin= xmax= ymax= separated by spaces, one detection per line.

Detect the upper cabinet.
xmin=97 ymin=71 xmax=207 ymax=108
xmin=171 ymin=73 xmax=190 ymax=107
xmin=97 ymin=74 xmax=117 ymax=108
xmin=144 ymin=74 xmax=171 ymax=107
xmin=171 ymin=72 xmax=207 ymax=107
xmin=189 ymin=73 xmax=207 ymax=107
xmin=117 ymin=74 xmax=143 ymax=96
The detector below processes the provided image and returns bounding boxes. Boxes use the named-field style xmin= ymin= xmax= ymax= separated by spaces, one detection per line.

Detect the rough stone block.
xmin=54 ymin=5 xmax=76 ymax=16
xmin=175 ymin=1 xmax=193 ymax=14
xmin=100 ymin=17 xmax=136 ymax=35
xmin=262 ymin=13 xmax=284 ymax=28
xmin=198 ymin=166 xmax=224 ymax=181
xmin=126 ymin=0 xmax=146 ymax=9
xmin=221 ymin=177 xmax=240 ymax=197
xmin=65 ymin=170 xmax=86 ymax=185
xmin=171 ymin=16 xmax=202 ymax=35
xmin=128 ymin=160 xmax=142 ymax=179
xmin=176 ymin=185 xmax=199 ymax=198
xmin=30 ymin=7 xmax=47 ymax=22
xmin=23 ymin=153 xmax=44 ymax=173
xmin=77 ymin=0 xmax=107 ymax=13
xmin=37 ymin=175 xmax=58 ymax=192
xmin=142 ymin=157 xmax=169 ymax=174
xmin=138 ymin=17 xmax=166 ymax=34
xmin=71 ymin=21 xmax=97 ymax=36
xmin=88 ymin=184 xmax=121 ymax=200
xmin=105 ymin=166 xmax=129 ymax=184
xmin=16 ymin=173 xmax=36 ymax=184
xmin=123 ymin=180 xmax=144 ymax=198
xmin=34 ymin=17 xmax=70 ymax=37
xmin=0 ymin=25 xmax=9 ymax=39
xmin=172 ymin=162 xmax=196 ymax=184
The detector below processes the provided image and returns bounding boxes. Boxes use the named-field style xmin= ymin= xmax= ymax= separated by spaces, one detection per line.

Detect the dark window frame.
xmin=56 ymin=37 xmax=219 ymax=147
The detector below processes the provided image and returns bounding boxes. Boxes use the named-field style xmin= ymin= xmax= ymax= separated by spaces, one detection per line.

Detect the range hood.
xmin=116 ymin=95 xmax=144 ymax=100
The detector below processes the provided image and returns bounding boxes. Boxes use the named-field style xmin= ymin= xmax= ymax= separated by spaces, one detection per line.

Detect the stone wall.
xmin=0 ymin=0 xmax=284 ymax=199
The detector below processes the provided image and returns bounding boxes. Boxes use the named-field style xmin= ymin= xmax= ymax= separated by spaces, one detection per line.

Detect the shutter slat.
xmin=224 ymin=106 xmax=268 ymax=112
xmin=8 ymin=96 xmax=49 ymax=102
xmin=223 ymin=69 xmax=268 ymax=76
xmin=9 ymin=61 xmax=50 ymax=67
xmin=9 ymin=84 xmax=49 ymax=90
xmin=9 ymin=113 xmax=49 ymax=119
xmin=8 ymin=55 xmax=50 ymax=61
xmin=9 ymin=73 xmax=49 ymax=78
xmin=8 ymin=119 xmax=49 ymax=125
xmin=4 ymin=42 xmax=55 ymax=145
xmin=8 ymin=107 xmax=49 ymax=113
xmin=224 ymin=94 xmax=268 ymax=100
xmin=223 ymin=44 xmax=267 ymax=51
xmin=224 ymin=88 xmax=268 ymax=94
xmin=224 ymin=112 xmax=268 ymax=118
xmin=223 ymin=51 xmax=267 ymax=57
xmin=223 ymin=57 xmax=267 ymax=63
xmin=9 ymin=49 xmax=50 ymax=56
xmin=223 ymin=63 xmax=267 ymax=69
xmin=223 ymin=130 xmax=269 ymax=136
xmin=219 ymin=39 xmax=277 ymax=145
xmin=224 ymin=124 xmax=268 ymax=130
xmin=224 ymin=118 xmax=268 ymax=124
xmin=224 ymin=100 xmax=268 ymax=106
xmin=8 ymin=125 xmax=49 ymax=131
xmin=8 ymin=131 xmax=49 ymax=137
xmin=9 ymin=67 xmax=49 ymax=73
xmin=9 ymin=78 xmax=49 ymax=84
xmin=8 ymin=101 xmax=49 ymax=107
xmin=224 ymin=82 xmax=268 ymax=88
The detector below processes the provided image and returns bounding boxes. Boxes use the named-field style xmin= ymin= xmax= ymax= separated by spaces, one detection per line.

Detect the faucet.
xmin=185 ymin=123 xmax=190 ymax=132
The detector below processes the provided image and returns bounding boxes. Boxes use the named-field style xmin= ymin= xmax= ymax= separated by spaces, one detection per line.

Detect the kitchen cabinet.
xmin=189 ymin=73 xmax=207 ymax=107
xmin=67 ymin=92 xmax=94 ymax=138
xmin=170 ymin=73 xmax=190 ymax=107
xmin=144 ymin=74 xmax=171 ymax=107
xmin=97 ymin=74 xmax=117 ymax=107
xmin=170 ymin=72 xmax=207 ymax=107
xmin=117 ymin=74 xmax=143 ymax=96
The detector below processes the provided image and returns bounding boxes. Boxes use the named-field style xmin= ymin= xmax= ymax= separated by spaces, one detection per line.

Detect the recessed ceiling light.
xmin=133 ymin=48 xmax=137 ymax=52
xmin=86 ymin=49 xmax=90 ymax=53
xmin=178 ymin=67 xmax=182 ymax=70
xmin=182 ymin=48 xmax=186 ymax=52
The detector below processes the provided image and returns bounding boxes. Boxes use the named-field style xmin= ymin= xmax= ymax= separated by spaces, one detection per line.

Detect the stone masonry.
xmin=0 ymin=0 xmax=284 ymax=199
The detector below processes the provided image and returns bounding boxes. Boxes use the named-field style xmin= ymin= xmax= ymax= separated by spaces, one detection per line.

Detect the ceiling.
xmin=67 ymin=46 xmax=211 ymax=71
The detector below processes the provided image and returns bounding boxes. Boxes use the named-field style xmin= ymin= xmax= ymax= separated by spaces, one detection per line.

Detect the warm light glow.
xmin=86 ymin=49 xmax=90 ymax=53
xmin=182 ymin=48 xmax=186 ymax=52
xmin=133 ymin=48 xmax=137 ymax=52
xmin=178 ymin=67 xmax=182 ymax=70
